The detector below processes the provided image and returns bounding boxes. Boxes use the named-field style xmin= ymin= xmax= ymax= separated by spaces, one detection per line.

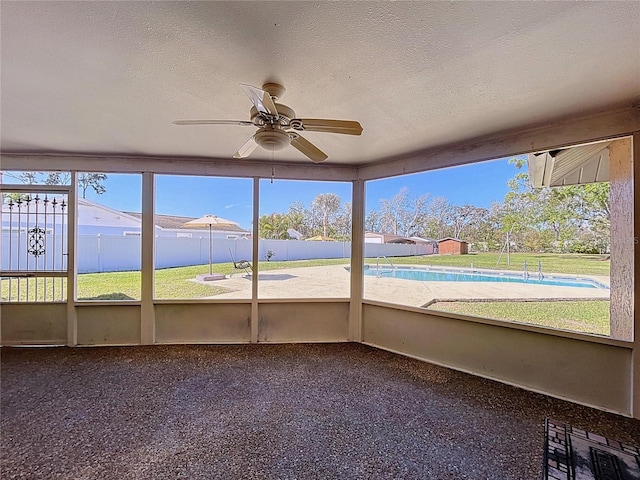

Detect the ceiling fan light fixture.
xmin=254 ymin=128 xmax=290 ymax=151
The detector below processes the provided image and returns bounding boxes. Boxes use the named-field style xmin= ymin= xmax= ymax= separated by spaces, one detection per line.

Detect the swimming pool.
xmin=364 ymin=265 xmax=609 ymax=289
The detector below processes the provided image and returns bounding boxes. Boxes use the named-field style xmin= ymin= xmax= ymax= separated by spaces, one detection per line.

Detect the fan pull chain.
xmin=270 ymin=134 xmax=275 ymax=183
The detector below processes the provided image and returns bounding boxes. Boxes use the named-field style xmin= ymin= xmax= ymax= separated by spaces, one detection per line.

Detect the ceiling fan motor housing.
xmin=250 ymin=103 xmax=296 ymax=125
xmin=255 ymin=127 xmax=291 ymax=151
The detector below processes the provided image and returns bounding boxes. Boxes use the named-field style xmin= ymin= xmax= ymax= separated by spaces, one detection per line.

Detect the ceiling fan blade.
xmin=293 ymin=119 xmax=363 ymax=136
xmin=172 ymin=120 xmax=255 ymax=126
xmin=290 ymin=134 xmax=328 ymax=163
xmin=239 ymin=84 xmax=279 ymax=117
xmin=233 ymin=135 xmax=259 ymax=159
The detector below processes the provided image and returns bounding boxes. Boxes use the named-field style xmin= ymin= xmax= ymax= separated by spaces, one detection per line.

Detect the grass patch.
xmin=78 ymin=266 xmax=232 ymax=300
xmin=77 ymin=258 xmax=353 ymax=300
xmin=427 ymin=300 xmax=610 ymax=336
xmin=366 ymin=252 xmax=610 ymax=276
xmin=0 ymin=277 xmax=68 ymax=302
xmin=77 ymin=271 xmax=143 ymax=300
xmin=257 ymin=258 xmax=349 ymax=270
xmin=152 ymin=264 xmax=236 ymax=300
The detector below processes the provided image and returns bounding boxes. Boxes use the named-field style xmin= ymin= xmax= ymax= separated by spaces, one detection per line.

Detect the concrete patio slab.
xmin=204 ymin=264 xmax=610 ymax=308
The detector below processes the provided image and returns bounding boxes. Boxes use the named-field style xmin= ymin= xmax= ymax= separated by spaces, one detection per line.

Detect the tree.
xmin=311 ymin=193 xmax=341 ymax=237
xmin=377 ymin=187 xmax=429 ymax=236
xmin=286 ymin=201 xmax=310 ymax=236
xmin=44 ymin=172 xmax=71 ymax=185
xmin=259 ymin=213 xmax=290 ymax=239
xmin=333 ymin=202 xmax=352 ymax=240
xmin=78 ymin=173 xmax=107 ymax=198
xmin=1 ymin=171 xmax=107 ymax=200
xmin=470 ymin=203 xmax=503 ymax=251
xmin=501 ymin=156 xmax=610 ymax=253
xmin=1 ymin=171 xmax=66 ymax=202
xmin=401 ymin=193 xmax=430 ymax=237
xmin=450 ymin=204 xmax=486 ymax=239
xmin=559 ymin=183 xmax=610 ymax=253
xmin=365 ymin=210 xmax=382 ymax=232
xmin=18 ymin=172 xmax=39 ymax=184
xmin=422 ymin=196 xmax=453 ymax=239
xmin=379 ymin=187 xmax=409 ymax=235
xmin=501 ymin=169 xmax=537 ymax=235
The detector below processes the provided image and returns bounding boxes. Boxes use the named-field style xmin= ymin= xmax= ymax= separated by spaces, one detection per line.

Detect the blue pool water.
xmin=364 ymin=266 xmax=609 ymax=289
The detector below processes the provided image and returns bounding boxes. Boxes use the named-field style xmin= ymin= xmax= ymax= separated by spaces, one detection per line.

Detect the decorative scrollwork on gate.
xmin=27 ymin=227 xmax=46 ymax=257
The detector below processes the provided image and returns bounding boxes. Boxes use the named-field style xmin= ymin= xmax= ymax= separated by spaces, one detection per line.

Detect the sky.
xmin=3 ymin=157 xmax=522 ymax=230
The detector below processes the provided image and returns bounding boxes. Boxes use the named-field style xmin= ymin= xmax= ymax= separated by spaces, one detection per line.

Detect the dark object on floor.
xmin=544 ymin=418 xmax=640 ymax=479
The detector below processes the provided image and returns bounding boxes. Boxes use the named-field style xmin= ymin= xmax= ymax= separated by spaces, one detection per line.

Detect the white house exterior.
xmin=80 ymin=198 xmax=250 ymax=238
xmin=2 ymin=197 xmax=250 ymax=238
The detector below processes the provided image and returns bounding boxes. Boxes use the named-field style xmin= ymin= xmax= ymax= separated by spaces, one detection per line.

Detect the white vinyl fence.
xmin=3 ymin=234 xmax=433 ymax=273
xmin=1 ymin=232 xmax=68 ymax=271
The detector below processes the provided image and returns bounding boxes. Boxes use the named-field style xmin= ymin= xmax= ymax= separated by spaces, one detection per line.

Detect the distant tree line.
xmin=259 ymin=158 xmax=610 ymax=254
xmin=259 ymin=194 xmax=352 ymax=241
xmin=2 ymin=171 xmax=107 ymax=199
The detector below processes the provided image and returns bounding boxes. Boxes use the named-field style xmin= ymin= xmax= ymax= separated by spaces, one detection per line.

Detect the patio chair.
xmin=228 ymin=248 xmax=253 ymax=277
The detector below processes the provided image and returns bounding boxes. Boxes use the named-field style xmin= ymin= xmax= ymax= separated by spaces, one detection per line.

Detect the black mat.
xmin=544 ymin=419 xmax=640 ymax=479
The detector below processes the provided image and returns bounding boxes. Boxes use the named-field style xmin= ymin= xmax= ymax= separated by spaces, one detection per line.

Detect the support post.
xmin=208 ymin=224 xmax=213 ymax=275
xmin=609 ymin=138 xmax=634 ymax=340
xmin=631 ymin=131 xmax=639 ymax=419
xmin=66 ymin=172 xmax=78 ymax=346
xmin=251 ymin=178 xmax=259 ymax=343
xmin=349 ymin=179 xmax=365 ymax=342
xmin=141 ymin=172 xmax=155 ymax=345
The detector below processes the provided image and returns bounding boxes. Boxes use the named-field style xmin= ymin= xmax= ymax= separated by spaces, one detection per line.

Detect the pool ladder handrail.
xmin=524 ymin=260 xmax=544 ymax=280
xmin=375 ymin=256 xmax=395 ymax=277
xmin=538 ymin=260 xmax=544 ymax=280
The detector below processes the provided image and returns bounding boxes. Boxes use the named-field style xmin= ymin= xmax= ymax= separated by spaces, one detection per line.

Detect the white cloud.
xmin=225 ymin=203 xmax=251 ymax=209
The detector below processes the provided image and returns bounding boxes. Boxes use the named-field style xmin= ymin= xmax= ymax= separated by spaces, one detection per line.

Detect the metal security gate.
xmin=1 ymin=185 xmax=69 ymax=302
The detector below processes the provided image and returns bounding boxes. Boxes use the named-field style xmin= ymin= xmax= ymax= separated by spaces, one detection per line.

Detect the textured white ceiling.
xmin=1 ymin=1 xmax=639 ymax=166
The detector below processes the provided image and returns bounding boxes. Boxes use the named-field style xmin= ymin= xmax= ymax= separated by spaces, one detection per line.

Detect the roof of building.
xmin=407 ymin=236 xmax=437 ymax=244
xmin=366 ymin=232 xmax=437 ymax=244
xmin=527 ymin=140 xmax=611 ymax=188
xmin=437 ymin=237 xmax=468 ymax=244
xmin=305 ymin=235 xmax=336 ymax=242
xmin=365 ymin=232 xmax=407 ymax=242
xmin=124 ymin=212 xmax=249 ymax=233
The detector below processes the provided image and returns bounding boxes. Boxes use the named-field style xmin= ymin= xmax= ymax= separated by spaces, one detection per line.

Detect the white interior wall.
xmin=76 ymin=304 xmax=141 ymax=346
xmin=1 ymin=303 xmax=66 ymax=345
xmin=155 ymin=302 xmax=251 ymax=344
xmin=362 ymin=302 xmax=633 ymax=415
xmin=258 ymin=301 xmax=349 ymax=343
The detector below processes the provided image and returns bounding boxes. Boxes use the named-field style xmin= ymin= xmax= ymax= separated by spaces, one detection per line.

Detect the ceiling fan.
xmin=173 ymin=83 xmax=363 ymax=163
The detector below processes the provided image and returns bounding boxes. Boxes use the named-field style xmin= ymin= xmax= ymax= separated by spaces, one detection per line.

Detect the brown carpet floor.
xmin=1 ymin=343 xmax=639 ymax=479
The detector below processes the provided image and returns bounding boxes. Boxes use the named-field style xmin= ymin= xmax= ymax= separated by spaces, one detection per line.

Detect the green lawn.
xmin=257 ymin=258 xmax=350 ymax=270
xmin=77 ymin=258 xmax=353 ymax=300
xmin=366 ymin=252 xmax=610 ymax=276
xmin=78 ymin=264 xmax=235 ymax=300
xmin=427 ymin=300 xmax=610 ymax=336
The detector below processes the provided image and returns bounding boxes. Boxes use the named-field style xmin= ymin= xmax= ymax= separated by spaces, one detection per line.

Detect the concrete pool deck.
xmin=202 ymin=264 xmax=610 ymax=307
